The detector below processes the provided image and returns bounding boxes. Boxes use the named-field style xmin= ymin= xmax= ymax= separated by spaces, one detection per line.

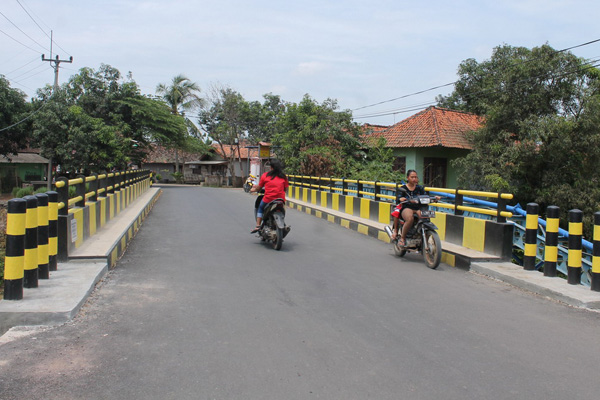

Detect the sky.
xmin=2 ymin=0 xmax=600 ymax=126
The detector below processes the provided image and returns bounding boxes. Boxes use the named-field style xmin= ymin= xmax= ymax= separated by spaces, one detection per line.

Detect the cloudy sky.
xmin=2 ymin=0 xmax=599 ymax=126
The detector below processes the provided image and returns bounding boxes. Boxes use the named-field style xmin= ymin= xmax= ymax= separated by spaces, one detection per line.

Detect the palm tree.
xmin=156 ymin=75 xmax=203 ymax=175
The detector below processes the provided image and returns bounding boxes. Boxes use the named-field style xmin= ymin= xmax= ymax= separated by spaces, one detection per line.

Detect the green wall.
xmin=392 ymin=147 xmax=469 ymax=188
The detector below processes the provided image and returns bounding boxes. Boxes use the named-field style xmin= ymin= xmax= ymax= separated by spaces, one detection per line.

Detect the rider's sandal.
xmin=250 ymin=226 xmax=260 ymax=234
xmin=398 ymin=238 xmax=406 ymax=247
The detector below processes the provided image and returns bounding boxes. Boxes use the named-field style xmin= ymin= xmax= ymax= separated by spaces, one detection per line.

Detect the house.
xmin=142 ymin=142 xmax=263 ymax=186
xmin=141 ymin=145 xmax=201 ymax=183
xmin=364 ymin=106 xmax=483 ymax=188
xmin=0 ymin=151 xmax=49 ymax=193
xmin=185 ymin=142 xmax=262 ymax=186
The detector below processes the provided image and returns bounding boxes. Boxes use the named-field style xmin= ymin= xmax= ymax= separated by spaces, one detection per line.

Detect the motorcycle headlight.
xmin=420 ymin=197 xmax=430 ymax=204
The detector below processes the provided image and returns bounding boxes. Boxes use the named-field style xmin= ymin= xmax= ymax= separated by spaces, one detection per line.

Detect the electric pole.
xmin=41 ymin=31 xmax=73 ymax=189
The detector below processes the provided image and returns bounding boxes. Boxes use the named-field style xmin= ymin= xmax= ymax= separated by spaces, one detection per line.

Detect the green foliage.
xmin=13 ymin=186 xmax=34 ymax=198
xmin=271 ymin=95 xmax=363 ymax=176
xmin=171 ymin=172 xmax=184 ymax=184
xmin=0 ymin=76 xmax=31 ymax=157
xmin=31 ymin=65 xmax=196 ymax=174
xmin=440 ymin=43 xmax=600 ymax=233
xmin=349 ymin=137 xmax=404 ymax=182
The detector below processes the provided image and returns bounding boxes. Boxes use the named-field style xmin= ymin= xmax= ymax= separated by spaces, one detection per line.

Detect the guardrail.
xmin=3 ymin=170 xmax=153 ymax=300
xmin=288 ymin=175 xmax=514 ymax=222
xmin=287 ymin=175 xmax=600 ymax=292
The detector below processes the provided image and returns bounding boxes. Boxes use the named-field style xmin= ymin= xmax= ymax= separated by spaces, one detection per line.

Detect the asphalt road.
xmin=1 ymin=186 xmax=600 ymax=400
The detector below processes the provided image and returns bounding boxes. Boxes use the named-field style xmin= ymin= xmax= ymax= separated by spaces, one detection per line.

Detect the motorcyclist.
xmin=250 ymin=159 xmax=289 ymax=233
xmin=391 ymin=170 xmax=440 ymax=247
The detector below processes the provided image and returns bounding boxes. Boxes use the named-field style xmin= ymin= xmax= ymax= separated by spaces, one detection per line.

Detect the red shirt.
xmin=259 ymin=173 xmax=289 ymax=203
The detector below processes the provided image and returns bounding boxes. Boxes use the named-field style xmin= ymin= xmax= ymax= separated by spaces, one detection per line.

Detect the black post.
xmin=567 ymin=209 xmax=583 ymax=285
xmin=591 ymin=212 xmax=600 ymax=291
xmin=35 ymin=193 xmax=49 ymax=279
xmin=23 ymin=195 xmax=39 ymax=288
xmin=523 ymin=203 xmax=539 ymax=271
xmin=3 ymin=198 xmax=27 ymax=300
xmin=544 ymin=206 xmax=560 ymax=277
xmin=47 ymin=191 xmax=58 ymax=271
xmin=75 ymin=175 xmax=86 ymax=208
xmin=56 ymin=177 xmax=69 ymax=262
xmin=497 ymin=194 xmax=507 ymax=223
xmin=455 ymin=189 xmax=464 ymax=216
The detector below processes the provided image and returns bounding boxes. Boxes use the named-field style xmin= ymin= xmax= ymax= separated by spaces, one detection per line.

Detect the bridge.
xmin=1 ymin=181 xmax=600 ymax=398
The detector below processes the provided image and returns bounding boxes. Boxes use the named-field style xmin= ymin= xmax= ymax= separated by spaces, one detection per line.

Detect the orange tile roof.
xmin=212 ymin=143 xmax=259 ymax=159
xmin=367 ymin=106 xmax=483 ymax=149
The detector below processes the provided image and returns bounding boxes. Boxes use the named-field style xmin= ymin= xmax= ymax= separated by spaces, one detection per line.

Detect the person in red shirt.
xmin=250 ymin=159 xmax=289 ymax=233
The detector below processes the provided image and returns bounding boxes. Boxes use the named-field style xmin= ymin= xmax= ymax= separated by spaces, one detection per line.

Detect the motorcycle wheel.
xmin=273 ymin=226 xmax=283 ymax=250
xmin=393 ymin=241 xmax=406 ymax=257
xmin=243 ymin=183 xmax=250 ymax=193
xmin=423 ymin=230 xmax=442 ymax=269
xmin=393 ymin=227 xmax=407 ymax=257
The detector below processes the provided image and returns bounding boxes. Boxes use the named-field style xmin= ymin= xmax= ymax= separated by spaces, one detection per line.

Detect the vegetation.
xmin=437 ymin=43 xmax=600 ymax=232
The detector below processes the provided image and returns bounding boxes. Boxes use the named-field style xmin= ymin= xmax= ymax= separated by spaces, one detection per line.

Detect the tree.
xmin=350 ymin=136 xmax=404 ymax=182
xmin=0 ymin=76 xmax=31 ymax=157
xmin=32 ymin=65 xmax=196 ymax=174
xmin=156 ymin=75 xmax=203 ymax=173
xmin=245 ymin=93 xmax=286 ymax=143
xmin=198 ymin=85 xmax=251 ymax=183
xmin=271 ymin=95 xmax=362 ymax=176
xmin=438 ymin=43 xmax=600 ymax=227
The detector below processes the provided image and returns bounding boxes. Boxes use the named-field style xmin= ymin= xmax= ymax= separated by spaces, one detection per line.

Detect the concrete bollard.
xmin=23 ymin=195 xmax=39 ymax=288
xmin=523 ymin=203 xmax=539 ymax=271
xmin=592 ymin=212 xmax=600 ymax=292
xmin=47 ymin=191 xmax=59 ymax=271
xmin=544 ymin=206 xmax=560 ymax=277
xmin=567 ymin=209 xmax=583 ymax=285
xmin=35 ymin=193 xmax=50 ymax=279
xmin=3 ymin=199 xmax=27 ymax=300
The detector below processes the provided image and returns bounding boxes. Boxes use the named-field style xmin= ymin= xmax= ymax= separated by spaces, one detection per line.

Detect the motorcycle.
xmin=384 ymin=195 xmax=442 ymax=269
xmin=254 ymin=194 xmax=291 ymax=250
xmin=243 ymin=174 xmax=257 ymax=193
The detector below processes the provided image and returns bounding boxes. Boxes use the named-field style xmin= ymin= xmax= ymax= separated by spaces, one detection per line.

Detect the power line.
xmin=16 ymin=0 xmax=71 ymax=57
xmin=0 ymin=27 xmax=40 ymax=53
xmin=3 ymin=56 xmax=40 ymax=75
xmin=352 ymin=82 xmax=454 ymax=112
xmin=352 ymin=59 xmax=600 ymax=121
xmin=0 ymin=98 xmax=48 ymax=133
xmin=352 ymin=38 xmax=600 ymax=113
xmin=0 ymin=10 xmax=48 ymax=52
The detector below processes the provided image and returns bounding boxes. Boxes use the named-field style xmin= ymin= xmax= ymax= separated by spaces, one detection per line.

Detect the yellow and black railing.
xmin=3 ymin=169 xmax=153 ymax=300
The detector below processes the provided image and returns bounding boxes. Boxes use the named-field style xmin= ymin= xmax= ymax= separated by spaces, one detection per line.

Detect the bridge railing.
xmin=3 ymin=170 xmax=153 ymax=301
xmin=287 ymin=175 xmax=600 ymax=292
xmin=288 ymin=175 xmax=514 ymax=222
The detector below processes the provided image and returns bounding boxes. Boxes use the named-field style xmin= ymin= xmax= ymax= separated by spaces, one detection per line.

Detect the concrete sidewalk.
xmin=0 ymin=187 xmax=161 ymax=336
xmin=287 ymin=196 xmax=600 ymax=311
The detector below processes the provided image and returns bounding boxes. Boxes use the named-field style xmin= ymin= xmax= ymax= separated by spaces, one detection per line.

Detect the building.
xmin=0 ymin=151 xmax=49 ymax=193
xmin=364 ymin=106 xmax=483 ymax=188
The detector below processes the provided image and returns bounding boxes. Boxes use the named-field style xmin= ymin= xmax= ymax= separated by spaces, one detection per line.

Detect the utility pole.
xmin=41 ymin=31 xmax=73 ymax=91
xmin=41 ymin=31 xmax=73 ymax=189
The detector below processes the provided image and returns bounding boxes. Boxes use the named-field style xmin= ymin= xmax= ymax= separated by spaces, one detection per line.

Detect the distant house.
xmin=141 ymin=145 xmax=201 ymax=183
xmin=142 ymin=142 xmax=261 ymax=186
xmin=0 ymin=151 xmax=49 ymax=193
xmin=185 ymin=143 xmax=260 ymax=186
xmin=364 ymin=106 xmax=483 ymax=188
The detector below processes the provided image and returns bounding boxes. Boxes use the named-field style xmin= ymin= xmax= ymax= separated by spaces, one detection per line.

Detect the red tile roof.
xmin=366 ymin=106 xmax=483 ymax=149
xmin=212 ymin=143 xmax=258 ymax=159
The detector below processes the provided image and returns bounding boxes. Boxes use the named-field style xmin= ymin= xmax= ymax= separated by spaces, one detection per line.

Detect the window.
xmin=392 ymin=157 xmax=406 ymax=174
xmin=423 ymin=158 xmax=447 ymax=187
